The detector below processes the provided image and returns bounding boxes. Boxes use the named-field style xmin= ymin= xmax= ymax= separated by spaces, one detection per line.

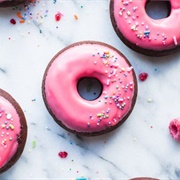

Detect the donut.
xmin=0 ymin=88 xmax=27 ymax=174
xmin=110 ymin=0 xmax=180 ymax=56
xmin=0 ymin=0 xmax=25 ymax=7
xmin=42 ymin=41 xmax=137 ymax=136
xmin=130 ymin=178 xmax=159 ymax=180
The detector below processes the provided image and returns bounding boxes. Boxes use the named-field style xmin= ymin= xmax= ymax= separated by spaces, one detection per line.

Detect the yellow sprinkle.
xmin=9 ymin=124 xmax=14 ymax=130
xmin=1 ymin=124 xmax=5 ymax=128
xmin=97 ymin=113 xmax=102 ymax=117
xmin=121 ymin=67 xmax=125 ymax=71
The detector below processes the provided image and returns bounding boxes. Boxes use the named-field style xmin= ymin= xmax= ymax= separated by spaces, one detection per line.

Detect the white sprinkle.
xmin=173 ymin=36 xmax=178 ymax=45
xmin=106 ymin=79 xmax=110 ymax=86
xmin=6 ymin=114 xmax=12 ymax=120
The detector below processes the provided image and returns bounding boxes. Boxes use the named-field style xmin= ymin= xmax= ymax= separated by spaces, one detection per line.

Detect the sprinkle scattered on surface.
xmin=74 ymin=14 xmax=79 ymax=20
xmin=147 ymin=98 xmax=152 ymax=103
xmin=32 ymin=140 xmax=36 ymax=149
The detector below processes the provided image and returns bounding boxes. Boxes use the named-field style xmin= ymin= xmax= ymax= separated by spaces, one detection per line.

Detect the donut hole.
xmin=77 ymin=77 xmax=103 ymax=101
xmin=145 ymin=0 xmax=171 ymax=20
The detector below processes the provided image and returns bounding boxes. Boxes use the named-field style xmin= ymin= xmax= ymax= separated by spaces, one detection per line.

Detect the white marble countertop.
xmin=1 ymin=0 xmax=180 ymax=179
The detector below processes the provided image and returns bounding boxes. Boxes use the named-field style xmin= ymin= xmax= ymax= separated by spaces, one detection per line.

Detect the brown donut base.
xmin=0 ymin=0 xmax=25 ymax=7
xmin=130 ymin=178 xmax=159 ymax=180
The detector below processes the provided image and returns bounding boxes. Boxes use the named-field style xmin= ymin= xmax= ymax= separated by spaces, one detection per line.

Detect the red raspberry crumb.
xmin=10 ymin=19 xmax=16 ymax=25
xmin=139 ymin=72 xmax=148 ymax=81
xmin=55 ymin=12 xmax=62 ymax=22
xmin=58 ymin=151 xmax=68 ymax=158
xmin=169 ymin=118 xmax=180 ymax=141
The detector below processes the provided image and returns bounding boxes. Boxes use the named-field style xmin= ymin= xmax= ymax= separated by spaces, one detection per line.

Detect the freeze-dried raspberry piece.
xmin=169 ymin=118 xmax=180 ymax=141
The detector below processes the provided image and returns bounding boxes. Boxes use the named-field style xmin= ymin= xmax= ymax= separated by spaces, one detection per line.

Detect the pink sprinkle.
xmin=169 ymin=118 xmax=180 ymax=141
xmin=58 ymin=151 xmax=68 ymax=158
xmin=139 ymin=72 xmax=148 ymax=81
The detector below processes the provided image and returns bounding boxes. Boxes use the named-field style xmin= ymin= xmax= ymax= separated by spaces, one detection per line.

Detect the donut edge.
xmin=0 ymin=88 xmax=27 ymax=174
xmin=42 ymin=40 xmax=138 ymax=136
xmin=109 ymin=0 xmax=180 ymax=57
xmin=130 ymin=178 xmax=159 ymax=180
xmin=0 ymin=0 xmax=25 ymax=7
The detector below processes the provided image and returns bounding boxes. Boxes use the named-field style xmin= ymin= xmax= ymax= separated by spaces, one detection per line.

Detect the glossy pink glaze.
xmin=0 ymin=96 xmax=21 ymax=168
xmin=45 ymin=43 xmax=135 ymax=133
xmin=113 ymin=0 xmax=180 ymax=50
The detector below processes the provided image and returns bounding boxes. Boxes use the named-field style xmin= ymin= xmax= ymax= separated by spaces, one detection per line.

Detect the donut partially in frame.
xmin=0 ymin=0 xmax=25 ymax=7
xmin=110 ymin=0 xmax=180 ymax=56
xmin=0 ymin=88 xmax=27 ymax=174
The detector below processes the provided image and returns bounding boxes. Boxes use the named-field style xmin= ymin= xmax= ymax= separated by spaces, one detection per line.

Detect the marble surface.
xmin=1 ymin=0 xmax=180 ymax=179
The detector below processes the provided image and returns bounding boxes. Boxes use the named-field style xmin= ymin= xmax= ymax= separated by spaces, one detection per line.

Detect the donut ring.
xmin=0 ymin=0 xmax=25 ymax=7
xmin=0 ymin=88 xmax=27 ymax=173
xmin=110 ymin=0 xmax=180 ymax=56
xmin=42 ymin=41 xmax=137 ymax=136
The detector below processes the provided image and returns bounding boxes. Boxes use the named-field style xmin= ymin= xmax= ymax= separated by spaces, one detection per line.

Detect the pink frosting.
xmin=45 ymin=42 xmax=136 ymax=133
xmin=113 ymin=0 xmax=180 ymax=50
xmin=0 ymin=96 xmax=21 ymax=168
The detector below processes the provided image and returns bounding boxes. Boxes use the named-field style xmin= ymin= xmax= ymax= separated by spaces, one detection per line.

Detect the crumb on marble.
xmin=74 ymin=14 xmax=79 ymax=20
xmin=147 ymin=98 xmax=152 ymax=103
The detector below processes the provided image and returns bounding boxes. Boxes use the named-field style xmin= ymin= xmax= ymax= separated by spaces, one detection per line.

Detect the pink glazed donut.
xmin=0 ymin=0 xmax=25 ymax=7
xmin=42 ymin=41 xmax=137 ymax=136
xmin=110 ymin=0 xmax=180 ymax=56
xmin=0 ymin=88 xmax=27 ymax=174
